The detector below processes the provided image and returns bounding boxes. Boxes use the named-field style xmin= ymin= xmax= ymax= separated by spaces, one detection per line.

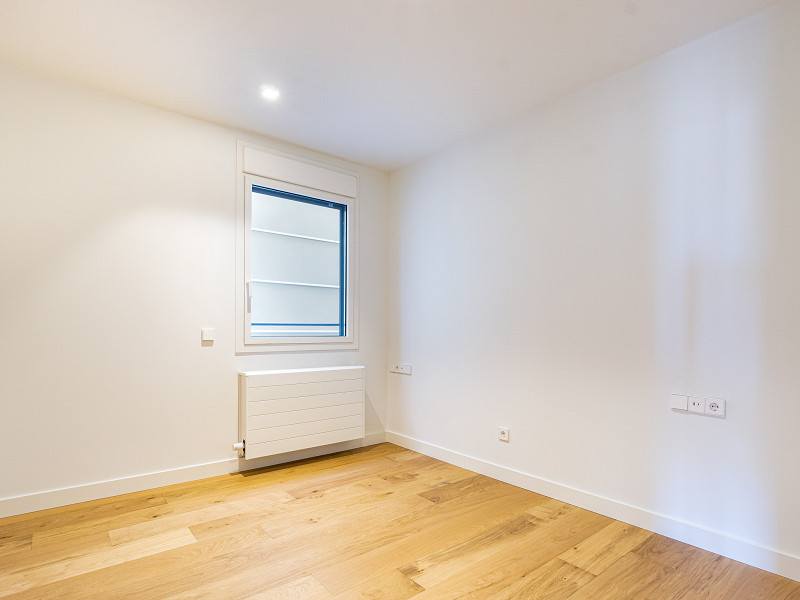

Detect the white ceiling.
xmin=0 ymin=0 xmax=779 ymax=171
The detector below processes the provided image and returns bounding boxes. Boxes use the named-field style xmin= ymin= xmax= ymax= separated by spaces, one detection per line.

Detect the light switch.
xmin=670 ymin=394 xmax=688 ymax=411
xmin=201 ymin=328 xmax=216 ymax=342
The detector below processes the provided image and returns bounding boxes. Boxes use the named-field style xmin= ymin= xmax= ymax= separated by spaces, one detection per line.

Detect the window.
xmin=248 ymin=185 xmax=346 ymax=338
xmin=236 ymin=142 xmax=358 ymax=352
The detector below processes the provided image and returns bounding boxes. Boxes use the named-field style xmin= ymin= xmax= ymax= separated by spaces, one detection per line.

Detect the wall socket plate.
xmin=389 ymin=363 xmax=412 ymax=375
xmin=705 ymin=398 xmax=726 ymax=418
xmin=671 ymin=394 xmax=726 ymax=419
xmin=498 ymin=427 xmax=509 ymax=442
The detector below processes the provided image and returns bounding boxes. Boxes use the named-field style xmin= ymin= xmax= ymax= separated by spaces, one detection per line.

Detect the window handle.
xmin=246 ymin=281 xmax=252 ymax=313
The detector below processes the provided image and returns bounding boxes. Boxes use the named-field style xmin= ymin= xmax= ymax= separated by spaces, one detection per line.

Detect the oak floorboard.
xmin=417 ymin=474 xmax=498 ymax=504
xmin=262 ymin=462 xmax=472 ymax=540
xmin=27 ymin=490 xmax=244 ymax=548
xmin=181 ymin=450 xmax=459 ymax=546
xmin=400 ymin=513 xmax=543 ymax=586
xmin=262 ymin=484 xmax=439 ymax=542
xmin=122 ymin=496 xmax=435 ymax=600
xmin=156 ymin=557 xmax=310 ymax=600
xmin=330 ymin=568 xmax=424 ymax=600
xmin=312 ymin=481 xmax=545 ymax=594
xmin=721 ymin=568 xmax=800 ymax=600
xmin=559 ymin=552 xmax=674 ymax=600
xmin=232 ymin=445 xmax=408 ymax=493
xmin=641 ymin=550 xmax=738 ymax=599
xmin=558 ymin=520 xmax=653 ymax=575
xmin=0 ymin=528 xmax=197 ymax=598
xmin=385 ymin=449 xmax=428 ymax=462
xmin=1 ymin=527 xmax=271 ymax=600
xmin=283 ymin=455 xmax=438 ymax=499
xmin=483 ymin=558 xmax=594 ymax=600
xmin=30 ymin=477 xmax=306 ymax=549
xmin=0 ymin=443 xmax=797 ymax=600
xmin=107 ymin=489 xmax=294 ymax=545
xmin=0 ymin=531 xmax=111 ymax=575
xmin=406 ymin=503 xmax=612 ymax=599
xmin=155 ymin=444 xmax=404 ymax=509
xmin=0 ymin=536 xmax=32 ymax=560
xmin=0 ymin=493 xmax=167 ymax=544
xmin=38 ymin=464 xmax=440 ymax=599
xmin=243 ymin=575 xmax=333 ymax=600
xmin=0 ymin=491 xmax=169 ymax=528
xmin=629 ymin=533 xmax=706 ymax=571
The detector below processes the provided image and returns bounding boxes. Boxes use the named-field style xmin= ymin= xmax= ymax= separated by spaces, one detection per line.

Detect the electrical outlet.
xmin=688 ymin=396 xmax=706 ymax=414
xmin=389 ymin=363 xmax=412 ymax=375
xmin=673 ymin=393 xmax=726 ymax=419
xmin=498 ymin=427 xmax=509 ymax=442
xmin=705 ymin=398 xmax=726 ymax=418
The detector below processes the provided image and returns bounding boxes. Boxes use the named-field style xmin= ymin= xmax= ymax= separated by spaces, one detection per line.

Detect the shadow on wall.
xmin=648 ymin=17 xmax=788 ymax=568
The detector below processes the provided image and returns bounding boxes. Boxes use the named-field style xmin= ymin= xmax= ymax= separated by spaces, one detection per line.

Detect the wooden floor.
xmin=1 ymin=444 xmax=798 ymax=599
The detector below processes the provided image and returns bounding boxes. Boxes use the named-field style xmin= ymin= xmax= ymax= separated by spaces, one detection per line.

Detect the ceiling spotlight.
xmin=260 ymin=85 xmax=280 ymax=101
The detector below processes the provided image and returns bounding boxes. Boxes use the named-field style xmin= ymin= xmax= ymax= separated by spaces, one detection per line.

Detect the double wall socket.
xmin=671 ymin=394 xmax=726 ymax=419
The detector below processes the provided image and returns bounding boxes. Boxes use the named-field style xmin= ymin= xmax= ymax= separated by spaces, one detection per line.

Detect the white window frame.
xmin=236 ymin=141 xmax=359 ymax=353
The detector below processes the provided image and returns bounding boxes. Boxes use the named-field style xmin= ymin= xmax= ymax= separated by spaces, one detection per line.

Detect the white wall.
xmin=388 ymin=1 xmax=800 ymax=579
xmin=0 ymin=63 xmax=389 ymax=513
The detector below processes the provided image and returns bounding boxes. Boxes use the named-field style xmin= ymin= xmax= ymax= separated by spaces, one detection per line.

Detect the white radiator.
xmin=237 ymin=366 xmax=365 ymax=460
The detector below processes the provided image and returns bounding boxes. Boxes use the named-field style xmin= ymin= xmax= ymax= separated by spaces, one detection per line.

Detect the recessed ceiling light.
xmin=260 ymin=85 xmax=280 ymax=101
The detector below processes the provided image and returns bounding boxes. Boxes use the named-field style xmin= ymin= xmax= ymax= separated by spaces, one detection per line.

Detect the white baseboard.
xmin=386 ymin=431 xmax=800 ymax=583
xmin=0 ymin=431 xmax=387 ymax=520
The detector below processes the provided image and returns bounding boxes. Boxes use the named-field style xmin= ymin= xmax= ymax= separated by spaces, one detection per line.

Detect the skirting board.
xmin=0 ymin=431 xmax=387 ymax=519
xmin=386 ymin=431 xmax=800 ymax=583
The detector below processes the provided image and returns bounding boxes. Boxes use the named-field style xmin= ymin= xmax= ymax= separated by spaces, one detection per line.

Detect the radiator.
xmin=237 ymin=366 xmax=365 ymax=460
